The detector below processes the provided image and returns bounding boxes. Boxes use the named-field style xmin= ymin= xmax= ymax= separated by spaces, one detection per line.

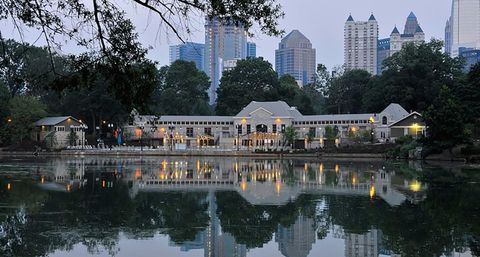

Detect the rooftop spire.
xmin=368 ymin=13 xmax=376 ymax=21
xmin=347 ymin=14 xmax=354 ymax=22
xmin=391 ymin=26 xmax=400 ymax=34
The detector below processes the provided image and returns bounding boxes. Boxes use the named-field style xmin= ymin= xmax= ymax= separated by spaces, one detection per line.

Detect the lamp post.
xmin=168 ymin=123 xmax=175 ymax=151
xmin=107 ymin=123 xmax=114 ymax=147
xmin=138 ymin=125 xmax=144 ymax=151
xmin=235 ymin=124 xmax=240 ymax=151
xmin=80 ymin=124 xmax=87 ymax=150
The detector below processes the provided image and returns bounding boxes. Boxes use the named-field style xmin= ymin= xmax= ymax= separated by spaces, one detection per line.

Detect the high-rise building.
xmin=344 ymin=230 xmax=379 ymax=257
xmin=445 ymin=17 xmax=453 ymax=54
xmin=376 ymin=12 xmax=425 ymax=74
xmin=276 ymin=215 xmax=316 ymax=257
xmin=446 ymin=0 xmax=480 ymax=57
xmin=204 ymin=18 xmax=248 ymax=104
xmin=459 ymin=47 xmax=480 ymax=72
xmin=404 ymin=12 xmax=420 ymax=35
xmin=344 ymin=14 xmax=379 ymax=75
xmin=275 ymin=30 xmax=316 ymax=87
xmin=247 ymin=42 xmax=257 ymax=58
xmin=169 ymin=42 xmax=205 ymax=71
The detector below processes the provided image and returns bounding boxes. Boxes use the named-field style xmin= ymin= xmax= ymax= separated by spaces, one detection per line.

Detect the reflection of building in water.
xmin=172 ymin=191 xmax=247 ymax=257
xmin=276 ymin=215 xmax=316 ymax=257
xmin=345 ymin=229 xmax=378 ymax=257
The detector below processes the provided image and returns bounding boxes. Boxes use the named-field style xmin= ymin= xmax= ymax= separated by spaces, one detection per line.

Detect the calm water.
xmin=0 ymin=157 xmax=479 ymax=257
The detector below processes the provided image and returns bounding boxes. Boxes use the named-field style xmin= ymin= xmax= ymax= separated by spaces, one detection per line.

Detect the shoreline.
xmin=0 ymin=150 xmax=386 ymax=160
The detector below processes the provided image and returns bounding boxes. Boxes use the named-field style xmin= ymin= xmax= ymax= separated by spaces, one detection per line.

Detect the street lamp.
xmin=138 ymin=125 xmax=144 ymax=151
xmin=80 ymin=124 xmax=88 ymax=150
xmin=168 ymin=123 xmax=175 ymax=151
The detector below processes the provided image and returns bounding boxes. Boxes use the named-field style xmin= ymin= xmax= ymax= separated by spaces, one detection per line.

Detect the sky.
xmin=0 ymin=0 xmax=452 ymax=70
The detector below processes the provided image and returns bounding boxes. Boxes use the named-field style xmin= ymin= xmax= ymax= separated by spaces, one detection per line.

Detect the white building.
xmin=344 ymin=14 xmax=379 ymax=75
xmin=32 ymin=116 xmax=87 ymax=149
xmin=123 ymin=101 xmax=424 ymax=150
xmin=446 ymin=0 xmax=480 ymax=57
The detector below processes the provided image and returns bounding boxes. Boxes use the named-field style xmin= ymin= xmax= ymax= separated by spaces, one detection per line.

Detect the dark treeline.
xmin=1 ymin=38 xmax=479 ymax=150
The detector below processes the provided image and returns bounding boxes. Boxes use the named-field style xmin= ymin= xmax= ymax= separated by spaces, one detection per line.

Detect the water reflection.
xmin=0 ymin=157 xmax=478 ymax=257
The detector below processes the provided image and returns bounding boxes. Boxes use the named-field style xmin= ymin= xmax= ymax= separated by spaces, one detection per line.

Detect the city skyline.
xmin=0 ymin=0 xmax=451 ymax=70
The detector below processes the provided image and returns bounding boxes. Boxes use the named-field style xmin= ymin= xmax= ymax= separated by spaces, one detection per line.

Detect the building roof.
xmin=159 ymin=116 xmax=233 ymax=122
xmin=347 ymin=15 xmax=354 ymax=22
xmin=235 ymin=101 xmax=303 ymax=118
xmin=415 ymin=25 xmax=424 ymax=33
xmin=407 ymin=11 xmax=417 ymax=19
xmin=389 ymin=112 xmax=423 ymax=127
xmin=391 ymin=26 xmax=400 ymax=34
xmin=34 ymin=116 xmax=80 ymax=126
xmin=380 ymin=103 xmax=409 ymax=121
xmin=368 ymin=14 xmax=376 ymax=21
xmin=298 ymin=113 xmax=375 ymax=122
xmin=279 ymin=30 xmax=312 ymax=49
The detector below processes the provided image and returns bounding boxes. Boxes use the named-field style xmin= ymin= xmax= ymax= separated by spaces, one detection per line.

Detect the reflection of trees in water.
xmin=1 ymin=163 xmax=480 ymax=257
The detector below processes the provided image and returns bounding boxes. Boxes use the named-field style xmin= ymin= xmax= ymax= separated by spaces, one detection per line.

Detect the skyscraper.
xmin=204 ymin=18 xmax=248 ymax=104
xmin=404 ymin=12 xmax=420 ymax=35
xmin=275 ymin=215 xmax=316 ymax=257
xmin=169 ymin=42 xmax=205 ymax=71
xmin=376 ymin=12 xmax=425 ymax=74
xmin=445 ymin=17 xmax=453 ymax=54
xmin=344 ymin=14 xmax=379 ymax=75
xmin=247 ymin=42 xmax=257 ymax=58
xmin=275 ymin=30 xmax=316 ymax=87
xmin=446 ymin=0 xmax=480 ymax=57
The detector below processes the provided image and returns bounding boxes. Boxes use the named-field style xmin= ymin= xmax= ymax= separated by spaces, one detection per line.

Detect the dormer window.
xmin=382 ymin=116 xmax=388 ymax=125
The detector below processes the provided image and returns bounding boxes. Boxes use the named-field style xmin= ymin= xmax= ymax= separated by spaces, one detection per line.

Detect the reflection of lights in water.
xmin=41 ymin=176 xmax=45 ymax=184
xmin=135 ymin=169 xmax=141 ymax=178
xmin=319 ymin=163 xmax=323 ymax=173
xmin=276 ymin=181 xmax=281 ymax=193
xmin=102 ymin=180 xmax=106 ymax=188
xmin=370 ymin=185 xmax=375 ymax=199
xmin=335 ymin=164 xmax=339 ymax=173
xmin=304 ymin=163 xmax=308 ymax=172
xmin=196 ymin=160 xmax=200 ymax=171
xmin=67 ymin=184 xmax=71 ymax=192
xmin=234 ymin=162 xmax=239 ymax=172
xmin=241 ymin=180 xmax=247 ymax=191
xmin=409 ymin=180 xmax=422 ymax=192
xmin=7 ymin=183 xmax=11 ymax=190
xmin=352 ymin=176 xmax=356 ymax=185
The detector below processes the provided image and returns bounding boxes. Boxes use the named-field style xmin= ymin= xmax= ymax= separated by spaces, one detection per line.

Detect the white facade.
xmin=448 ymin=0 xmax=480 ymax=57
xmin=344 ymin=14 xmax=379 ymax=75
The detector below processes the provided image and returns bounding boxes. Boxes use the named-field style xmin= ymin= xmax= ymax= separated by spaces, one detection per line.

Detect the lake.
xmin=0 ymin=156 xmax=479 ymax=257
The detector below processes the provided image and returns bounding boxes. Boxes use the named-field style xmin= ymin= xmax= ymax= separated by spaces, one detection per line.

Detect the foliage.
xmin=151 ymin=60 xmax=211 ymax=115
xmin=216 ymin=58 xmax=280 ymax=115
xmin=423 ymin=86 xmax=468 ymax=149
xmin=5 ymin=96 xmax=48 ymax=144
xmin=325 ymin=69 xmax=371 ymax=114
xmin=282 ymin=125 xmax=297 ymax=147
xmin=457 ymin=63 xmax=480 ymax=124
xmin=366 ymin=40 xmax=464 ymax=113
xmin=67 ymin=129 xmax=79 ymax=146
xmin=324 ymin=125 xmax=339 ymax=140
xmin=44 ymin=131 xmax=58 ymax=150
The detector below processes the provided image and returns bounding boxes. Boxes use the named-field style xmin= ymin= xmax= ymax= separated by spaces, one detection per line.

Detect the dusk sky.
xmin=1 ymin=0 xmax=452 ymax=69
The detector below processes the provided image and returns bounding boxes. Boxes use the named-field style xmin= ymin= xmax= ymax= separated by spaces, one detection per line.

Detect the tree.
xmin=68 ymin=129 xmax=79 ymax=146
xmin=324 ymin=125 xmax=339 ymax=140
xmin=423 ymin=86 xmax=467 ymax=150
xmin=457 ymin=63 xmax=480 ymax=124
xmin=216 ymin=58 xmax=280 ymax=115
xmin=277 ymin=74 xmax=316 ymax=114
xmin=306 ymin=129 xmax=315 ymax=149
xmin=282 ymin=125 xmax=297 ymax=148
xmin=7 ymin=96 xmax=48 ymax=144
xmin=375 ymin=40 xmax=464 ymax=112
xmin=326 ymin=69 xmax=371 ymax=114
xmin=151 ymin=60 xmax=210 ymax=115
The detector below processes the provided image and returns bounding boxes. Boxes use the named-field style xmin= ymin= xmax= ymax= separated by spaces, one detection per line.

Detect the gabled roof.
xmin=368 ymin=14 xmax=376 ymax=21
xmin=391 ymin=26 xmax=400 ymax=34
xmin=35 ymin=116 xmax=80 ymax=126
xmin=380 ymin=103 xmax=409 ymax=121
xmin=389 ymin=112 xmax=423 ymax=127
xmin=415 ymin=25 xmax=424 ymax=33
xmin=235 ymin=101 xmax=302 ymax=118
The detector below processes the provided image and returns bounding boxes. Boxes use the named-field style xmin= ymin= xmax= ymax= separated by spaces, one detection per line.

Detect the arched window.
xmin=382 ymin=116 xmax=388 ymax=125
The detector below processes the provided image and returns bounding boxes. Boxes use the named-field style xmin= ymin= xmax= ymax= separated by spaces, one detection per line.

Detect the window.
xmin=309 ymin=127 xmax=316 ymax=137
xmin=204 ymin=127 xmax=212 ymax=136
xmin=246 ymin=124 xmax=251 ymax=134
xmin=281 ymin=124 xmax=286 ymax=133
xmin=272 ymin=124 xmax=277 ymax=133
xmin=186 ymin=128 xmax=194 ymax=137
xmin=382 ymin=116 xmax=388 ymax=125
xmin=237 ymin=125 xmax=242 ymax=135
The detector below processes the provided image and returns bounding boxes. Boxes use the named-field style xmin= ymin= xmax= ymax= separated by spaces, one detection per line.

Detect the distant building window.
xmin=246 ymin=124 xmax=251 ymax=134
xmin=382 ymin=116 xmax=388 ymax=125
xmin=204 ymin=127 xmax=212 ymax=136
xmin=186 ymin=128 xmax=194 ymax=137
xmin=272 ymin=124 xmax=277 ymax=133
xmin=237 ymin=125 xmax=242 ymax=135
